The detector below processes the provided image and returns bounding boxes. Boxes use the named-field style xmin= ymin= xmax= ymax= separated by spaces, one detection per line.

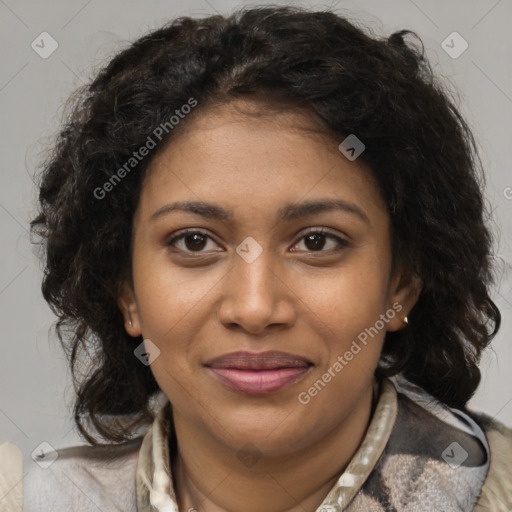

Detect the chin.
xmin=208 ymin=406 xmax=316 ymax=450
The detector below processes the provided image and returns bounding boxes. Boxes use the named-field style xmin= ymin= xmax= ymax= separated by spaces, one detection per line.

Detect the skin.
xmin=118 ymin=99 xmax=422 ymax=512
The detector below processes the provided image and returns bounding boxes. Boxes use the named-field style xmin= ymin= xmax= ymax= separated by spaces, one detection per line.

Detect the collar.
xmin=135 ymin=379 xmax=398 ymax=511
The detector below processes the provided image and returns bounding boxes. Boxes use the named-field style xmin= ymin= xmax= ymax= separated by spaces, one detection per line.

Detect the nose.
xmin=217 ymin=251 xmax=296 ymax=335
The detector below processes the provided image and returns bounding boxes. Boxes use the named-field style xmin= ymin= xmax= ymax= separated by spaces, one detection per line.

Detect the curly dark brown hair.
xmin=30 ymin=5 xmax=501 ymax=445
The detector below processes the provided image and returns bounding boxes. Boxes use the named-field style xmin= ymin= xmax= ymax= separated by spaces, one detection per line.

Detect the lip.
xmin=205 ymin=351 xmax=313 ymax=394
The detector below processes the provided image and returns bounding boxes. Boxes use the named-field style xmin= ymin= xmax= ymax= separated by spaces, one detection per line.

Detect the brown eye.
xmin=183 ymin=233 xmax=207 ymax=251
xmin=291 ymin=229 xmax=348 ymax=253
xmin=304 ymin=233 xmax=328 ymax=251
xmin=166 ymin=230 xmax=221 ymax=253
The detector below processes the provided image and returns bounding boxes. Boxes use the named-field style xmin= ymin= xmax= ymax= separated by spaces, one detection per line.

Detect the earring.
xmin=129 ymin=320 xmax=133 ymax=327
xmin=403 ymin=316 xmax=408 ymax=327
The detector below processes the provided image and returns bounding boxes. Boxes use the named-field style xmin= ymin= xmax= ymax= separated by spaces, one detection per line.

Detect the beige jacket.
xmin=2 ymin=379 xmax=510 ymax=511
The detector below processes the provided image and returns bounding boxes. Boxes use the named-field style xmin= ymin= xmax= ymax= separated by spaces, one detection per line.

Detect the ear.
xmin=385 ymin=266 xmax=422 ymax=332
xmin=117 ymin=280 xmax=142 ymax=338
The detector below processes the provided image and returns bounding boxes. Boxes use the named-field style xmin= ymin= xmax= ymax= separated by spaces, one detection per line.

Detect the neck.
xmin=170 ymin=382 xmax=377 ymax=512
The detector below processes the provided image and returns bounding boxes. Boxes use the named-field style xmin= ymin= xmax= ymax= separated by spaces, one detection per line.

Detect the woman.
xmin=22 ymin=5 xmax=511 ymax=511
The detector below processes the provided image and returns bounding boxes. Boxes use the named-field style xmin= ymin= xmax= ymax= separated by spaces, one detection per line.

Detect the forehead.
xmin=138 ymin=100 xmax=386 ymax=220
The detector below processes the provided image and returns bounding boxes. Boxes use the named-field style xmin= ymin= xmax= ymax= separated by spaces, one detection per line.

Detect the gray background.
xmin=1 ymin=0 xmax=511 ymax=469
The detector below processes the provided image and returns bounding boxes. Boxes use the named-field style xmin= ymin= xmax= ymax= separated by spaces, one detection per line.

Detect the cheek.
xmin=135 ymin=283 xmax=203 ymax=406
xmin=312 ymin=262 xmax=390 ymax=326
xmin=131 ymin=262 xmax=220 ymax=381
xmin=132 ymin=246 xmax=219 ymax=338
xmin=306 ymin=259 xmax=391 ymax=365
xmin=306 ymin=277 xmax=388 ymax=401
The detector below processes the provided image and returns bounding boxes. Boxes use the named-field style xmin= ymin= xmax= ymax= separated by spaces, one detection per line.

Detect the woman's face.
xmin=119 ymin=100 xmax=420 ymax=456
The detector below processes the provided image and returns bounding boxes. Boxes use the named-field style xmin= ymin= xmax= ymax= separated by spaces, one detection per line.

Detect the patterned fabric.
xmin=135 ymin=377 xmax=489 ymax=512
xmin=22 ymin=376 xmax=509 ymax=511
xmin=345 ymin=379 xmax=489 ymax=511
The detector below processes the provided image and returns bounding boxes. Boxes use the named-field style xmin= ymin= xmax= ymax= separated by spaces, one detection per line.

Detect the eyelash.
xmin=165 ymin=228 xmax=349 ymax=255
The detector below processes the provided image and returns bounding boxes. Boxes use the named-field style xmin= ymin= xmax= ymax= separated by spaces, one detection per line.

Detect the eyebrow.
xmin=150 ymin=198 xmax=370 ymax=225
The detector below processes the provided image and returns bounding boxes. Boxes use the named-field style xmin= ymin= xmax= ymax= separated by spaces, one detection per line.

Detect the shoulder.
xmin=365 ymin=379 xmax=493 ymax=511
xmin=467 ymin=411 xmax=512 ymax=512
xmin=23 ymin=437 xmax=143 ymax=512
